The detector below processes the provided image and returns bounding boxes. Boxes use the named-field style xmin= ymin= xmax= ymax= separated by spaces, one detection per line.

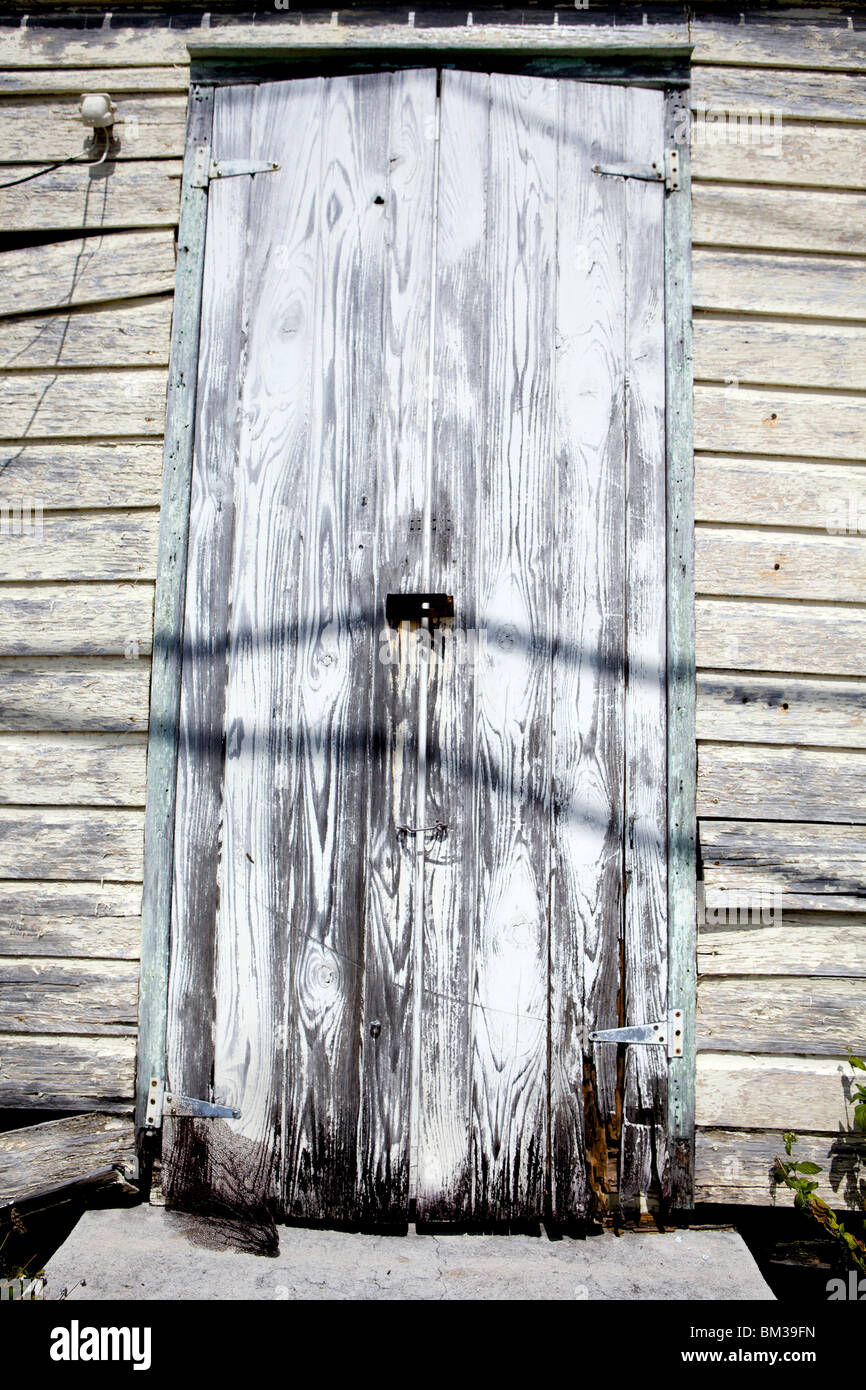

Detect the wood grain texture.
xmin=0 ymin=160 xmax=181 ymax=232
xmin=694 ymin=385 xmax=865 ymax=462
xmin=0 ymin=1113 xmax=136 ymax=1205
xmin=0 ymin=584 xmax=154 ymax=657
xmin=0 ymin=369 xmax=167 ymax=440
xmin=697 ymin=672 xmax=866 ymax=749
xmin=467 ymin=72 xmax=556 ymax=1224
xmin=699 ymin=819 xmax=866 ymax=905
xmin=164 ymin=83 xmax=251 ymax=1176
xmin=692 ymin=122 xmax=866 ymax=192
xmin=135 ymin=84 xmax=212 ymax=1134
xmin=695 ymin=456 xmax=866 ymax=531
xmin=694 ymin=318 xmax=866 ymax=392
xmin=0 ymin=658 xmax=150 ymax=733
xmin=696 ymin=526 xmax=866 ymax=604
xmin=698 ymin=914 xmax=866 ymax=978
xmin=696 ymin=597 xmax=866 ymax=678
xmin=690 ymin=21 xmax=866 ymax=73
xmin=696 ymin=1053 xmax=855 ymax=1132
xmin=0 ymin=807 xmax=144 ymax=880
xmin=695 ymin=1128 xmax=866 ymax=1209
xmin=621 ymin=84 xmax=668 ymax=1204
xmin=693 ymin=184 xmax=866 ymax=256
xmin=0 ymin=732 xmax=146 ymax=807
xmin=0 ymin=879 xmax=141 ymax=959
xmin=698 ymin=743 xmax=866 ymax=823
xmin=0 ymin=956 xmax=139 ymax=1034
xmin=697 ymin=976 xmax=863 ymax=1054
xmin=415 ymin=68 xmax=480 ymax=1224
xmin=692 ymin=248 xmax=866 ymax=321
xmin=0 ymin=231 xmax=176 ymax=319
xmin=0 ymin=96 xmax=186 ymax=162
xmin=0 ymin=27 xmax=191 ymax=69
xmin=1 ymin=67 xmax=191 ymax=95
xmin=692 ymin=66 xmax=866 ymax=123
xmin=356 ymin=71 xmax=435 ymax=1221
xmin=0 ymin=443 xmax=164 ymax=510
xmin=0 ymin=1032 xmax=136 ymax=1111
xmin=0 ymin=299 xmax=173 ymax=370
xmin=0 ymin=512 xmax=159 ymax=582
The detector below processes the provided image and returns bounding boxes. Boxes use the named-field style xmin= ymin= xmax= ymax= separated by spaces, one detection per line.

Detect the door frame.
xmin=137 ymin=27 xmax=697 ymax=1208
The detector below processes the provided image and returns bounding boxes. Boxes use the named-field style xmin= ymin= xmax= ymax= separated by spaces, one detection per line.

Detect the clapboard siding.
xmin=693 ymin=186 xmax=866 ymax=255
xmin=693 ymin=319 xmax=866 ymax=392
xmin=0 ymin=371 xmax=167 ymax=439
xmin=0 ymin=658 xmax=150 ymax=732
xmin=0 ymin=512 xmax=159 ymax=583
xmin=693 ymin=249 xmax=866 ymax=321
xmin=0 ymin=232 xmax=176 ymax=318
xmin=694 ymin=385 xmax=864 ymax=462
xmin=697 ymin=977 xmax=863 ymax=1054
xmin=696 ymin=526 xmax=866 ymax=604
xmin=0 ymin=957 xmax=139 ymax=1034
xmin=689 ymin=21 xmax=866 ymax=72
xmin=2 ymin=66 xmax=191 ymax=95
xmin=698 ymin=744 xmax=866 ymax=823
xmin=692 ymin=123 xmax=866 ymax=192
xmin=695 ymin=456 xmax=866 ymax=532
xmin=0 ymin=1113 xmax=137 ymax=1204
xmin=697 ymin=1053 xmax=855 ymax=1132
xmin=699 ymin=819 xmax=866 ymax=905
xmin=696 ymin=598 xmax=866 ymax=677
xmin=0 ymin=880 xmax=141 ymax=960
xmin=0 ymin=299 xmax=173 ymax=370
xmin=0 ymin=733 xmax=147 ymax=807
xmin=698 ymin=914 xmax=866 ymax=978
xmin=695 ymin=1130 xmax=866 ymax=1208
xmin=0 ymin=1032 xmax=136 ymax=1112
xmin=0 ymin=160 xmax=181 ymax=231
xmin=692 ymin=67 xmax=866 ymax=123
xmin=697 ymin=673 xmax=866 ymax=748
xmin=0 ymin=444 xmax=164 ymax=509
xmin=0 ymin=808 xmax=145 ymax=880
xmin=0 ymin=96 xmax=186 ymax=162
xmin=0 ymin=585 xmax=154 ymax=657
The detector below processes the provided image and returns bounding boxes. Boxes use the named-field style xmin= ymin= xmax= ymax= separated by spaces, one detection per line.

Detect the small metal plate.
xmin=385 ymin=593 xmax=454 ymax=628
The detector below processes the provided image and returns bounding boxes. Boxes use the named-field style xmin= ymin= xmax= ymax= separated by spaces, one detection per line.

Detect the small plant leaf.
xmin=794 ymin=1162 xmax=822 ymax=1174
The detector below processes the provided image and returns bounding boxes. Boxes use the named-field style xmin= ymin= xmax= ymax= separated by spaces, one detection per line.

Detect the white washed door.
xmin=163 ymin=69 xmax=668 ymax=1226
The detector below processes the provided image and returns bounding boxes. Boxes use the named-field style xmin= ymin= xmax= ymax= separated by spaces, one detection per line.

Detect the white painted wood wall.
xmin=0 ymin=7 xmax=863 ymax=1210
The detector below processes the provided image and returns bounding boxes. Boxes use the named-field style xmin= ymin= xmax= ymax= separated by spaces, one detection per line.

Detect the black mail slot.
xmin=385 ymin=593 xmax=455 ymax=628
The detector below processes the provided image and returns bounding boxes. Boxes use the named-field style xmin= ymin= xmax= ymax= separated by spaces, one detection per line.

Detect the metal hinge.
xmin=144 ymin=1077 xmax=241 ymax=1130
xmin=589 ymin=1009 xmax=684 ymax=1059
xmin=189 ymin=146 xmax=280 ymax=189
xmin=592 ymin=149 xmax=680 ymax=192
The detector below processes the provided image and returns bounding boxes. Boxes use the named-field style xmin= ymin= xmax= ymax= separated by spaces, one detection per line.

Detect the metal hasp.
xmin=144 ymin=1077 xmax=241 ymax=1129
xmin=589 ymin=1010 xmax=684 ymax=1060
xmin=188 ymin=145 xmax=280 ymax=189
xmin=385 ymin=592 xmax=455 ymax=628
xmin=592 ymin=149 xmax=680 ymax=192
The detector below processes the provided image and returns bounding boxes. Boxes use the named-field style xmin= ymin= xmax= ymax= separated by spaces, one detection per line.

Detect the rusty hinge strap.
xmin=592 ymin=149 xmax=679 ymax=192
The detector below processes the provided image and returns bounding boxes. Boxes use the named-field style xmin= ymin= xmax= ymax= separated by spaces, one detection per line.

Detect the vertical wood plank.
xmin=136 ymin=84 xmax=213 ymax=1133
xmin=162 ymin=84 xmax=253 ymax=1207
xmin=470 ymin=73 xmax=557 ymax=1222
xmin=208 ymin=76 xmax=327 ymax=1217
xmin=621 ymin=85 xmax=669 ymax=1206
xmin=549 ymin=82 xmax=627 ymax=1223
xmin=665 ymin=88 xmax=697 ymax=1211
xmin=358 ymin=69 xmax=438 ymax=1220
xmin=416 ymin=69 xmax=488 ymax=1222
xmin=278 ymin=73 xmax=405 ymax=1222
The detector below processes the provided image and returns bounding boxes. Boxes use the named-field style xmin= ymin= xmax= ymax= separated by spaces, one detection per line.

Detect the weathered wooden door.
xmin=163 ymin=69 xmax=669 ymax=1225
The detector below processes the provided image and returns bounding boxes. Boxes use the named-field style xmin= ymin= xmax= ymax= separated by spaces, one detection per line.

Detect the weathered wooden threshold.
xmin=136 ymin=29 xmax=697 ymax=1213
xmin=0 ymin=1113 xmax=138 ymax=1210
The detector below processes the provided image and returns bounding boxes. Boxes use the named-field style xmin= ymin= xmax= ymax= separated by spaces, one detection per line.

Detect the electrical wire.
xmin=0 ymin=126 xmax=112 ymax=191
